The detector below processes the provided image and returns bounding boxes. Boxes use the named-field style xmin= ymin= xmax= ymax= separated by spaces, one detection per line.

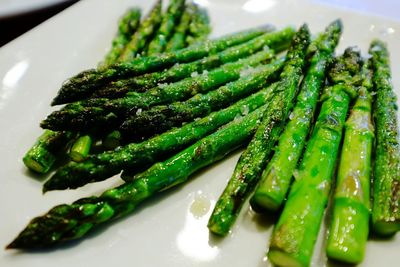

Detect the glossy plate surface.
xmin=0 ymin=0 xmax=398 ymax=266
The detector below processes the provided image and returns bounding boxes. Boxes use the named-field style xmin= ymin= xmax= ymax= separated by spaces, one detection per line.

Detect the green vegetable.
xmin=51 ymin=26 xmax=292 ymax=105
xmin=121 ymin=56 xmax=284 ymax=139
xmin=119 ymin=0 xmax=163 ymax=61
xmin=249 ymin=19 xmax=342 ymax=212
xmin=326 ymin=63 xmax=374 ymax=263
xmin=90 ymin=27 xmax=292 ymax=100
xmin=102 ymin=130 xmax=122 ymax=150
xmin=268 ymin=48 xmax=363 ymax=267
xmin=101 ymin=8 xmax=142 ymax=66
xmin=22 ymin=7 xmax=145 ymax=173
xmin=22 ymin=130 xmax=73 ymax=174
xmin=42 ymin=83 xmax=277 ymax=192
xmin=207 ymin=24 xmax=311 ymax=236
xmin=147 ymin=0 xmax=186 ymax=54
xmin=186 ymin=3 xmax=211 ymax=45
xmin=69 ymin=135 xmax=93 ymax=162
xmin=369 ymin=40 xmax=400 ymax=235
xmin=41 ymin=50 xmax=277 ymax=132
xmin=8 ymin=101 xmax=274 ymax=249
xmin=164 ymin=7 xmax=191 ymax=52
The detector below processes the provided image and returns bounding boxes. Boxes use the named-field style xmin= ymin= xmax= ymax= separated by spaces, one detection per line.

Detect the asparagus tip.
xmin=42 ymin=178 xmax=59 ymax=193
xmin=5 ymin=240 xmax=19 ymax=250
xmin=51 ymin=95 xmax=64 ymax=106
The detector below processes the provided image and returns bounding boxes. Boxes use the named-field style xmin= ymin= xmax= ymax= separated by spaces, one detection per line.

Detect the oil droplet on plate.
xmin=190 ymin=193 xmax=211 ymax=218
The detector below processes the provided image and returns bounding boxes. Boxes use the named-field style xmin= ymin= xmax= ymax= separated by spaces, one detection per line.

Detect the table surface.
xmin=0 ymin=0 xmax=79 ymax=47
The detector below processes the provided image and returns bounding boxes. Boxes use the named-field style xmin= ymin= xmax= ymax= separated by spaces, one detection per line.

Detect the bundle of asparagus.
xmin=23 ymin=0 xmax=214 ymax=173
xmin=8 ymin=1 xmax=400 ymax=266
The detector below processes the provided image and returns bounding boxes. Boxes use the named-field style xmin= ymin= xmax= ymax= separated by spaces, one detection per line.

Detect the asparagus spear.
xmin=119 ymin=0 xmax=163 ymax=61
xmin=186 ymin=3 xmax=211 ymax=45
xmin=51 ymin=27 xmax=293 ymax=105
xmin=102 ymin=130 xmax=122 ymax=150
xmin=120 ymin=57 xmax=284 ymax=139
xmin=268 ymin=48 xmax=363 ymax=267
xmin=90 ymin=27 xmax=292 ymax=100
xmin=208 ymin=24 xmax=310 ymax=236
xmin=146 ymin=0 xmax=186 ymax=54
xmin=249 ymin=19 xmax=342 ymax=212
xmin=23 ymin=7 xmax=145 ymax=172
xmin=22 ymin=130 xmax=73 ymax=174
xmin=69 ymin=135 xmax=93 ymax=162
xmin=41 ymin=50 xmax=276 ymax=132
xmin=7 ymin=100 xmax=278 ymax=249
xmin=101 ymin=8 xmax=142 ymax=66
xmin=42 ymin=83 xmax=277 ymax=192
xmin=70 ymin=7 xmax=144 ymax=160
xmin=369 ymin=40 xmax=400 ymax=235
xmin=165 ymin=6 xmax=192 ymax=52
xmin=326 ymin=67 xmax=374 ymax=264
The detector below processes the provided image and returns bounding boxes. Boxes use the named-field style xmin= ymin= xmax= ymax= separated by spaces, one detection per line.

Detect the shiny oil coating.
xmin=42 ymin=84 xmax=277 ymax=192
xmin=8 ymin=101 xmax=270 ymax=249
xmin=22 ymin=130 xmax=73 ymax=173
xmin=41 ymin=50 xmax=277 ymax=132
xmin=207 ymin=24 xmax=311 ymax=236
xmin=92 ymin=26 xmax=290 ymax=99
xmin=370 ymin=40 xmax=400 ymax=235
xmin=52 ymin=27 xmax=294 ymax=105
xmin=326 ymin=72 xmax=374 ymax=264
xmin=249 ymin=19 xmax=342 ymax=212
xmin=120 ymin=57 xmax=284 ymax=139
xmin=268 ymin=48 xmax=363 ymax=267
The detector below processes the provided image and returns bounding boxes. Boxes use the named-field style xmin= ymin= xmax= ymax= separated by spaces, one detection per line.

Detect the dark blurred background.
xmin=0 ymin=0 xmax=79 ymax=47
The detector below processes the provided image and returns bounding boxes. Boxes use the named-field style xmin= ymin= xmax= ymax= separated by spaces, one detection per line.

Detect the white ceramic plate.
xmin=0 ymin=0 xmax=72 ymax=18
xmin=0 ymin=0 xmax=399 ymax=266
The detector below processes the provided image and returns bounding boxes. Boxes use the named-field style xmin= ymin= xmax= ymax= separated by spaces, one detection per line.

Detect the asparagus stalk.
xmin=70 ymin=7 xmax=144 ymax=160
xmin=207 ymin=24 xmax=311 ymax=236
xmin=146 ymin=0 xmax=186 ymax=54
xmin=268 ymin=48 xmax=363 ymax=267
xmin=326 ymin=67 xmax=374 ymax=264
xmin=23 ymin=7 xmax=145 ymax=172
xmin=22 ymin=130 xmax=73 ymax=173
xmin=120 ymin=57 xmax=284 ymax=139
xmin=165 ymin=6 xmax=192 ymax=52
xmin=102 ymin=130 xmax=122 ymax=150
xmin=369 ymin=40 xmax=400 ymax=235
xmin=101 ymin=8 xmax=142 ymax=66
xmin=41 ymin=50 xmax=276 ymax=132
xmin=119 ymin=0 xmax=163 ymax=61
xmin=42 ymin=83 xmax=277 ymax=192
xmin=7 ymin=100 xmax=276 ymax=249
xmin=249 ymin=19 xmax=342 ymax=212
xmin=51 ymin=27 xmax=293 ymax=105
xmin=69 ymin=135 xmax=93 ymax=162
xmin=186 ymin=3 xmax=211 ymax=45
xmin=90 ymin=27 xmax=292 ymax=99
